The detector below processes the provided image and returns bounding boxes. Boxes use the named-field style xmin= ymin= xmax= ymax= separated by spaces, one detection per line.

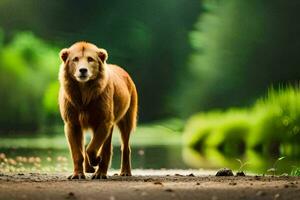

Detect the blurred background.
xmin=0 ymin=0 xmax=300 ymax=175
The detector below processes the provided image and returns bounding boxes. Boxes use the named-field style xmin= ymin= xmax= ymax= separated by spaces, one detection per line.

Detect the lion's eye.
xmin=73 ymin=57 xmax=79 ymax=62
xmin=87 ymin=57 xmax=94 ymax=62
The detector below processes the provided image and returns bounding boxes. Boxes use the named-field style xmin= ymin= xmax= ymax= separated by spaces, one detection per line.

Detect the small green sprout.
xmin=236 ymin=159 xmax=249 ymax=172
xmin=267 ymin=156 xmax=285 ymax=176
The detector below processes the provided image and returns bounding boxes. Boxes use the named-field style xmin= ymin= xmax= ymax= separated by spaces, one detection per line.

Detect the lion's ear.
xmin=59 ymin=48 xmax=69 ymax=63
xmin=97 ymin=48 xmax=108 ymax=63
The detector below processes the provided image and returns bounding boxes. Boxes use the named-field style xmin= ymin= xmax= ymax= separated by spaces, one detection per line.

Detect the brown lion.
xmin=58 ymin=41 xmax=138 ymax=179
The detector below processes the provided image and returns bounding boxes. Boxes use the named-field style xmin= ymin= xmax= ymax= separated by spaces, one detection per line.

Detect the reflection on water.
xmin=0 ymin=145 xmax=187 ymax=173
xmin=1 ymin=145 xmax=300 ymax=175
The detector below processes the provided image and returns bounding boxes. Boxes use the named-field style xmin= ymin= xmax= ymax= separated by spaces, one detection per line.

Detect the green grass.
xmin=291 ymin=167 xmax=300 ymax=176
xmin=248 ymin=87 xmax=300 ymax=149
xmin=183 ymin=111 xmax=224 ymax=148
xmin=204 ymin=110 xmax=251 ymax=151
xmin=184 ymin=86 xmax=300 ymax=155
xmin=184 ymin=109 xmax=253 ymax=153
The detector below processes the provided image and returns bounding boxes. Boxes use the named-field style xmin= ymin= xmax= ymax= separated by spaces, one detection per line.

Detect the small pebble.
xmin=236 ymin=171 xmax=245 ymax=176
xmin=215 ymin=168 xmax=234 ymax=176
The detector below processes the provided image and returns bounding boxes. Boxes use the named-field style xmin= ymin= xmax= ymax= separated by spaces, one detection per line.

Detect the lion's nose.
xmin=79 ymin=68 xmax=88 ymax=74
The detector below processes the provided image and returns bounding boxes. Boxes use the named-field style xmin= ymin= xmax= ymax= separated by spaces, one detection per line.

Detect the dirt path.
xmin=0 ymin=170 xmax=300 ymax=200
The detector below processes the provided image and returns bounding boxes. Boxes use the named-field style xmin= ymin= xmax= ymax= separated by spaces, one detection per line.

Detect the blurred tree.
xmin=175 ymin=0 xmax=300 ymax=116
xmin=43 ymin=82 xmax=60 ymax=126
xmin=0 ymin=32 xmax=59 ymax=133
xmin=0 ymin=0 xmax=202 ymax=122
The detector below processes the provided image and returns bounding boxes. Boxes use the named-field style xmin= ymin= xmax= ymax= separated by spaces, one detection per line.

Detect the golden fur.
xmin=58 ymin=41 xmax=138 ymax=179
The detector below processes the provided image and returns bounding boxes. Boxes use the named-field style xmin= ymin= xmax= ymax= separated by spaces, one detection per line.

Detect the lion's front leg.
xmin=65 ymin=122 xmax=85 ymax=179
xmin=86 ymin=123 xmax=113 ymax=179
xmin=94 ymin=129 xmax=113 ymax=179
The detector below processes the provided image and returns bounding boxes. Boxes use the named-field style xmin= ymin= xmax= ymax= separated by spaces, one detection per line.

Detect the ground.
xmin=0 ymin=170 xmax=300 ymax=200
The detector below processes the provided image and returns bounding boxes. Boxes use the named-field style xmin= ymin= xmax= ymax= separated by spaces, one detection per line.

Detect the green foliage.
xmin=0 ymin=28 xmax=3 ymax=49
xmin=248 ymin=88 xmax=300 ymax=150
xmin=184 ymin=109 xmax=252 ymax=155
xmin=176 ymin=0 xmax=300 ymax=117
xmin=43 ymin=82 xmax=59 ymax=115
xmin=0 ymin=0 xmax=299 ymax=134
xmin=204 ymin=110 xmax=251 ymax=152
xmin=184 ymin=87 xmax=300 ymax=155
xmin=0 ymin=0 xmax=202 ymax=122
xmin=291 ymin=167 xmax=300 ymax=176
xmin=183 ymin=111 xmax=223 ymax=148
xmin=42 ymin=82 xmax=60 ymax=126
xmin=0 ymin=31 xmax=59 ymax=132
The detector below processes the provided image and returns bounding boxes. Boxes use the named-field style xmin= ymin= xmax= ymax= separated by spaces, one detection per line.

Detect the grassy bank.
xmin=184 ymin=87 xmax=300 ymax=156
